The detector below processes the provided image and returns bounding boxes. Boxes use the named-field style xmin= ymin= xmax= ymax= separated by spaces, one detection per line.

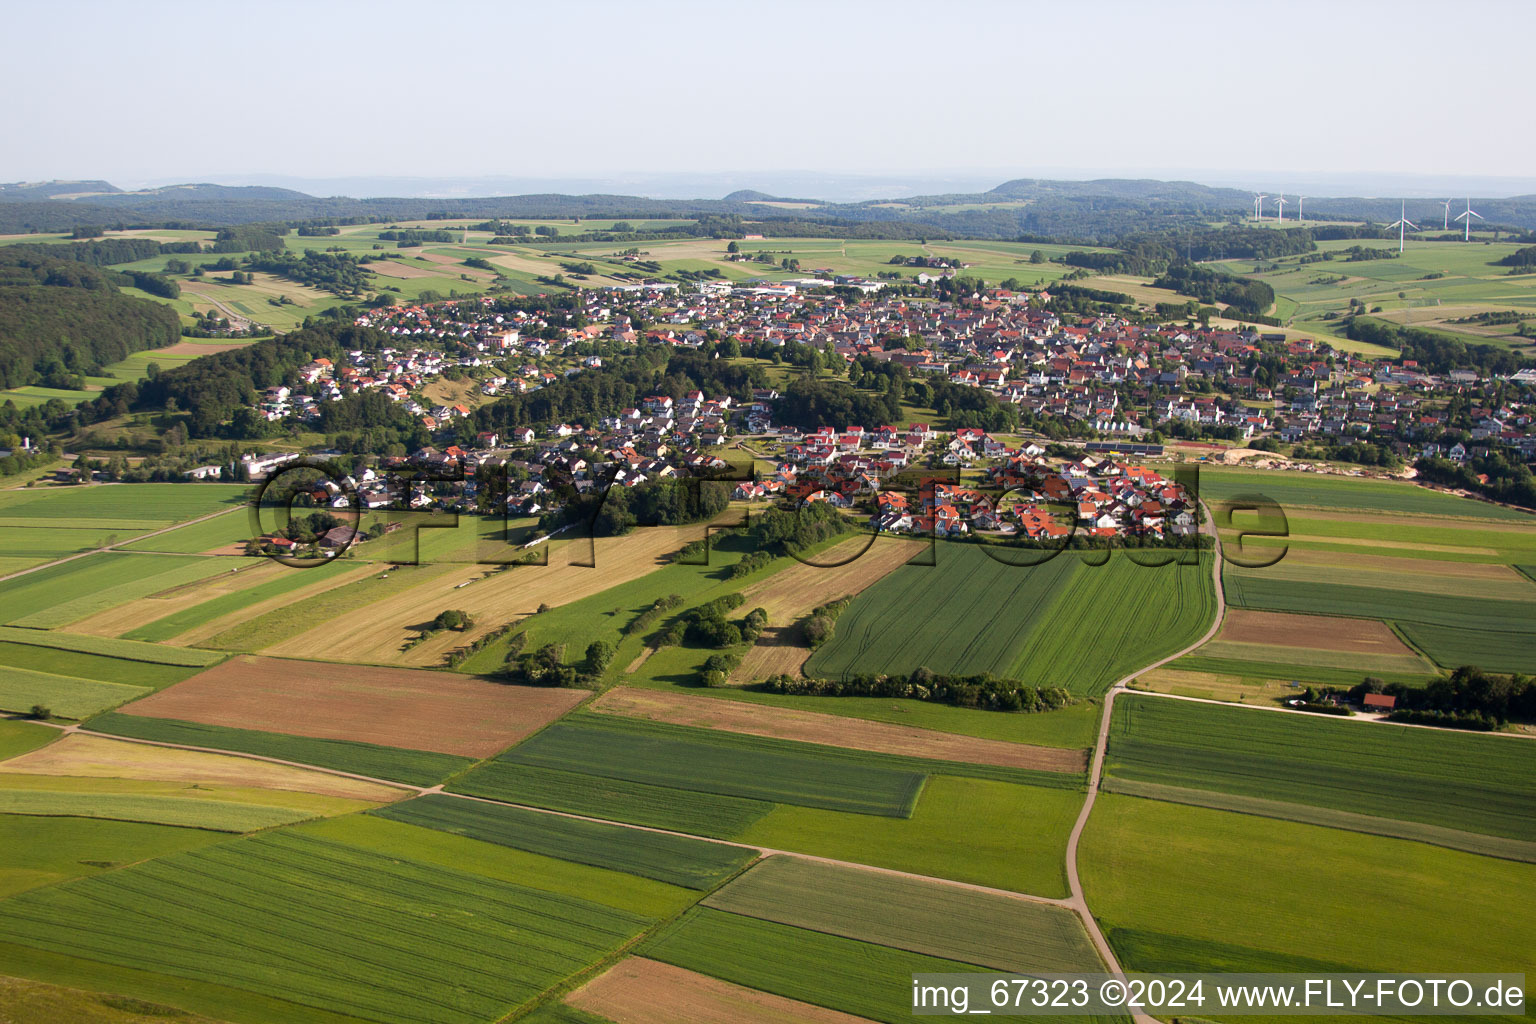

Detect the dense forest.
xmin=1152 ymin=264 xmax=1276 ymax=316
xmin=0 ymin=249 xmax=181 ymax=390
xmin=1343 ymin=318 xmax=1531 ymax=375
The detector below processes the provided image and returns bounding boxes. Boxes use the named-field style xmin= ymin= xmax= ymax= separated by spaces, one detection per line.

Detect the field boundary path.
xmin=0 ymin=504 xmax=249 ymax=584
xmin=1061 ymin=505 xmax=1227 ymax=1019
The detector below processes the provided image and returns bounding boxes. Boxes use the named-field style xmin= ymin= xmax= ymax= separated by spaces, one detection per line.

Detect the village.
xmin=220 ymin=274 xmax=1536 ymax=558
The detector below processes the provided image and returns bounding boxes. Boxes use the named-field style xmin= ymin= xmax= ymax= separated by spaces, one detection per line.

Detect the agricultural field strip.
xmin=5 ymin=556 xmax=238 ymax=629
xmin=1100 ymin=778 xmax=1536 ymax=863
xmin=498 ymin=719 xmax=924 ymax=817
xmin=0 ymin=627 xmax=223 ymax=666
xmin=1198 ymin=469 xmax=1533 ymax=521
xmin=0 ymin=788 xmax=336 ymax=833
xmin=448 ymin=760 xmax=774 ymax=839
xmin=0 ymin=830 xmax=652 ymax=1024
xmin=370 ymin=793 xmax=756 ymax=891
xmin=806 ymin=544 xmax=1078 ymax=682
xmin=0 ymin=666 xmax=150 ymax=719
xmin=117 ymin=655 xmax=585 ymax=759
xmin=702 ymin=856 xmax=1102 ymax=972
xmin=567 ymin=957 xmax=877 ymax=1024
xmin=1106 ymin=695 xmax=1536 ymax=841
xmin=639 ymin=907 xmax=1116 ymax=1024
xmin=589 ymin=686 xmax=1089 ymax=773
xmin=84 ymin=713 xmax=470 ymax=789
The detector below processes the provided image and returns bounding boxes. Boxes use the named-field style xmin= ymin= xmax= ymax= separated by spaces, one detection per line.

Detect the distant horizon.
xmin=16 ymin=168 xmax=1536 ymax=205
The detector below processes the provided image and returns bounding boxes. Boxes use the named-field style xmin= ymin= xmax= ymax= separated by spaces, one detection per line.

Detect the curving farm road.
xmin=1058 ymin=504 xmax=1227 ymax=1016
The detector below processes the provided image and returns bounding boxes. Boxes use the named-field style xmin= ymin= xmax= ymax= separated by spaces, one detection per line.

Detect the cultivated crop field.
xmin=1080 ymin=795 xmax=1536 ymax=983
xmin=590 ymin=686 xmax=1088 ymax=772
xmin=0 ymin=666 xmax=149 ymax=719
xmin=1199 ymin=466 xmax=1532 ymax=520
xmin=0 ymin=830 xmax=655 ymax=1024
xmin=479 ymin=714 xmax=928 ymax=817
xmin=806 ymin=545 xmax=1216 ymax=695
xmin=115 ymin=655 xmax=586 ymax=757
xmin=1106 ymin=696 xmax=1536 ymax=842
xmin=0 ymin=814 xmax=228 ymax=899
xmin=703 ymin=856 xmax=1102 ymax=973
xmin=87 ymin=713 xmax=471 ymax=787
xmin=739 ymin=774 xmax=1083 ymax=899
xmin=0 ymin=627 xmax=224 ymax=666
xmin=372 ymin=793 xmax=757 ymax=890
xmin=640 ymin=907 xmax=1114 ymax=1024
xmin=0 ymin=775 xmax=374 ymax=833
xmin=0 ymin=733 xmax=407 ymax=802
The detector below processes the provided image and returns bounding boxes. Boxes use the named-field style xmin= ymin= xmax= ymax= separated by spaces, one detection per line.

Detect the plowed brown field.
xmin=117 ymin=655 xmax=585 ymax=756
xmin=568 ymin=958 xmax=875 ymax=1024
xmin=592 ymin=686 xmax=1087 ymax=773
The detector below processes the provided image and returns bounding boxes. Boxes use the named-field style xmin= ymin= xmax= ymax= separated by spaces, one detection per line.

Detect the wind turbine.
xmin=1388 ymin=201 xmax=1417 ymax=253
xmin=1272 ymin=195 xmax=1287 ymax=222
xmin=1296 ymin=196 xmax=1306 ymax=223
xmin=1455 ymin=197 xmax=1483 ymax=242
xmin=1253 ymin=193 xmax=1267 ymax=222
xmin=1439 ymin=199 xmax=1453 ymax=231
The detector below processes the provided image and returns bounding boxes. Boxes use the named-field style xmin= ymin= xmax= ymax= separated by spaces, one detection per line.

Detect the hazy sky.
xmin=6 ymin=0 xmax=1532 ymax=193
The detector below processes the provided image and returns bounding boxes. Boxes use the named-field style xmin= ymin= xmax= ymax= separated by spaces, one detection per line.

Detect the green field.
xmin=0 ymin=720 xmax=57 ymax=763
xmin=640 ymin=906 xmax=992 ymax=1024
xmin=1205 ymin=237 xmax=1536 ymax=350
xmin=0 ymin=814 xmax=228 ymax=898
xmin=703 ymin=855 xmax=1103 ymax=972
xmin=119 ymin=510 xmax=252 ymax=553
xmin=806 ymin=546 xmax=1216 ymax=696
xmin=370 ymin=793 xmax=756 ymax=890
xmin=0 ymin=830 xmax=653 ymax=1024
xmin=0 ymin=553 xmax=233 ymax=628
xmin=449 ymin=761 xmax=773 ymax=838
xmin=121 ymin=558 xmax=359 ymax=642
xmin=0 ymin=789 xmax=332 ymax=833
xmin=487 ymin=714 xmax=927 ymax=818
xmin=0 ymin=627 xmax=224 ymax=666
xmin=0 ymin=667 xmax=149 ymax=719
xmin=740 ymin=774 xmax=1082 ymax=898
xmin=202 ymin=562 xmax=458 ymax=651
xmin=293 ymin=814 xmax=698 ymax=919
xmin=0 ymin=642 xmax=198 ymax=688
xmin=1107 ymin=696 xmax=1536 ymax=841
xmin=1221 ymin=572 xmax=1536 ymax=672
xmin=1080 ymin=795 xmax=1536 ymax=983
xmin=0 ymin=484 xmax=248 ymax=524
xmin=86 ymin=713 xmax=469 ymax=787
xmin=1198 ymin=467 xmax=1532 ymax=521
xmin=673 ymin=687 xmax=1103 ymax=747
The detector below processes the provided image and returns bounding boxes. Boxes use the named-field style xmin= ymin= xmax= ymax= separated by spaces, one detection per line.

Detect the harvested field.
xmin=116 ymin=655 xmax=585 ymax=757
xmin=0 ymin=733 xmax=407 ymax=802
xmin=591 ymin=687 xmax=1086 ymax=773
xmin=266 ymin=526 xmax=700 ymax=665
xmin=569 ymin=957 xmax=875 ymax=1024
xmin=167 ymin=560 xmax=381 ymax=646
xmin=1216 ymin=609 xmax=1418 ymax=655
xmin=66 ymin=560 xmax=283 ymax=637
xmin=729 ymin=536 xmax=922 ymax=684
xmin=736 ymin=536 xmax=923 ymax=621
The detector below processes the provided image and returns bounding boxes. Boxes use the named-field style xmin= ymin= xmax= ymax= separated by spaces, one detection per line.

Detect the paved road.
xmin=1057 ymin=505 xmax=1227 ymax=1018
